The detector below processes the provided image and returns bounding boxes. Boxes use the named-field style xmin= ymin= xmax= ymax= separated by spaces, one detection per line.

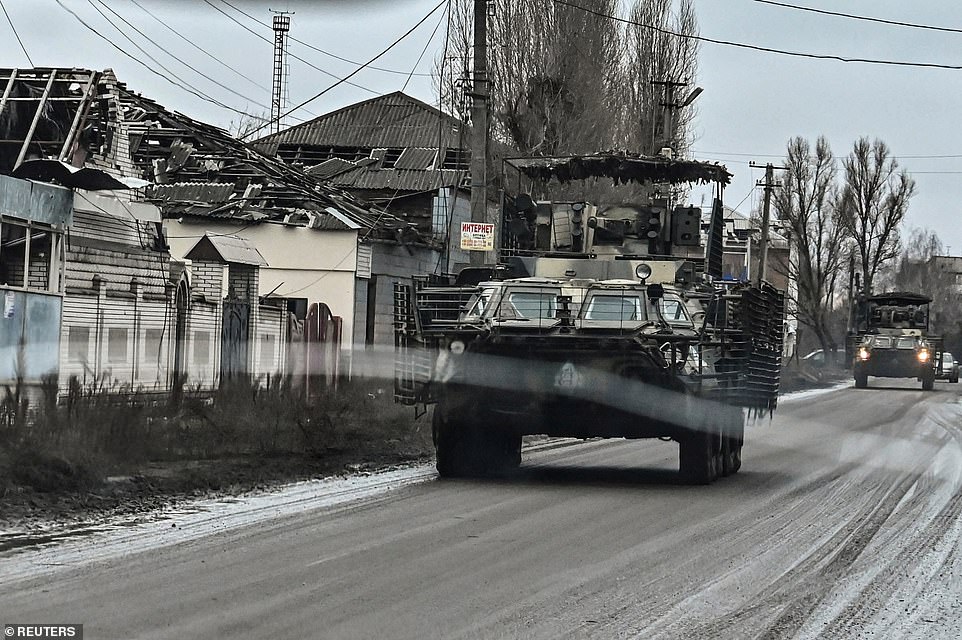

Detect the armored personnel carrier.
xmin=849 ymin=292 xmax=941 ymax=390
xmin=394 ymin=153 xmax=785 ymax=483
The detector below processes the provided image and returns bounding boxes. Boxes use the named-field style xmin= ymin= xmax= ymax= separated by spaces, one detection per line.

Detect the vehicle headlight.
xmin=449 ymin=340 xmax=466 ymax=355
xmin=918 ymin=350 xmax=930 ymax=362
xmin=635 ymin=263 xmax=652 ymax=280
xmin=857 ymin=347 xmax=871 ymax=361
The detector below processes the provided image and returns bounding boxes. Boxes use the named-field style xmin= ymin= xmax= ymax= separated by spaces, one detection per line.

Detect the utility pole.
xmin=651 ymin=79 xmax=686 ymax=153
xmin=469 ymin=0 xmax=489 ymax=266
xmin=750 ymin=161 xmax=787 ymax=286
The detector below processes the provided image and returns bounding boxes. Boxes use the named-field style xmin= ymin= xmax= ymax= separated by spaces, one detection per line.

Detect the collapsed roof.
xmin=253 ymin=92 xmax=469 ymax=194
xmin=0 ymin=67 xmax=412 ymax=238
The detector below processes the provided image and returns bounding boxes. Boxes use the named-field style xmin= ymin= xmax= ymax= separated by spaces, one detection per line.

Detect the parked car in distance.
xmin=938 ymin=352 xmax=960 ymax=383
xmin=801 ymin=349 xmax=825 ymax=368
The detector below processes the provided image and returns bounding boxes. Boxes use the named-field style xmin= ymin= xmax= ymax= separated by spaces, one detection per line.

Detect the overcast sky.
xmin=4 ymin=0 xmax=962 ymax=253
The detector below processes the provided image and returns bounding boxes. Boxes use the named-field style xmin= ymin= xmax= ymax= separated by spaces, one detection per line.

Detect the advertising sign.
xmin=460 ymin=222 xmax=495 ymax=251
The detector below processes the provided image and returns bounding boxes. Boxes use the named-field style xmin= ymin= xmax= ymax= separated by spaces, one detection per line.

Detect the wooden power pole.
xmin=750 ymin=162 xmax=787 ymax=286
xmin=469 ymin=0 xmax=489 ymax=266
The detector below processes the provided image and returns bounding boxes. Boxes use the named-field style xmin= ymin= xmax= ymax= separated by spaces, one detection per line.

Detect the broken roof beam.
xmin=59 ymin=72 xmax=98 ymax=162
xmin=14 ymin=70 xmax=56 ymax=170
xmin=0 ymin=69 xmax=17 ymax=122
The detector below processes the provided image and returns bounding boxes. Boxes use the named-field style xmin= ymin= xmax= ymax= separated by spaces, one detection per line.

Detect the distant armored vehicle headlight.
xmin=918 ymin=349 xmax=930 ymax=362
xmin=857 ymin=347 xmax=871 ymax=361
xmin=449 ymin=340 xmax=466 ymax=355
xmin=635 ymin=263 xmax=652 ymax=280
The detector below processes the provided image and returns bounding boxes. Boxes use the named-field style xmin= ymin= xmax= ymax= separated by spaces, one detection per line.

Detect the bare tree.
xmin=774 ymin=136 xmax=847 ymax=357
xmin=837 ymin=137 xmax=916 ymax=296
xmin=229 ymin=112 xmax=268 ymax=140
xmin=891 ymin=228 xmax=961 ymax=337
xmin=439 ymin=0 xmax=699 ymax=157
xmin=617 ymin=0 xmax=700 ymax=156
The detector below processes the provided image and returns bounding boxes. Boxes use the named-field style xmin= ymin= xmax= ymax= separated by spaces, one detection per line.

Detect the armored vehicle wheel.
xmin=680 ymin=428 xmax=719 ymax=485
xmin=482 ymin=429 xmax=522 ymax=476
xmin=952 ymin=374 xmax=959 ymax=384
xmin=722 ymin=409 xmax=745 ymax=477
xmin=922 ymin=371 xmax=935 ymax=391
xmin=433 ymin=409 xmax=479 ymax=478
xmin=720 ymin=437 xmax=732 ymax=477
xmin=434 ymin=409 xmax=520 ymax=478
xmin=721 ymin=436 xmax=744 ymax=476
xmin=854 ymin=372 xmax=868 ymax=389
xmin=729 ymin=442 xmax=742 ymax=474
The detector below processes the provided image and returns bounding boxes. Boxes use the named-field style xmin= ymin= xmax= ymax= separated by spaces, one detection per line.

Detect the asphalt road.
xmin=4 ymin=380 xmax=962 ymax=639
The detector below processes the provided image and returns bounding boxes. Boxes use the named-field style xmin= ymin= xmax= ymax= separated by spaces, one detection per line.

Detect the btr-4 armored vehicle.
xmin=394 ymin=153 xmax=785 ymax=483
xmin=850 ymin=292 xmax=941 ymax=390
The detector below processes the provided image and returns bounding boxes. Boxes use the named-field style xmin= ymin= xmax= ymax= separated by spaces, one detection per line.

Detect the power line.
xmin=752 ymin=0 xmax=962 ymax=35
xmin=241 ymin=0 xmax=448 ymax=141
xmin=91 ymin=0 xmax=274 ymax=114
xmin=127 ymin=0 xmax=270 ymax=97
xmin=219 ymin=0 xmax=434 ymax=78
xmin=205 ymin=0 xmax=381 ymax=98
xmin=0 ymin=0 xmax=32 ymax=67
xmin=551 ymin=0 xmax=962 ymax=71
xmin=361 ymin=2 xmax=452 ymax=243
xmin=54 ymin=0 xmax=256 ymax=118
xmin=402 ymin=5 xmax=447 ymax=93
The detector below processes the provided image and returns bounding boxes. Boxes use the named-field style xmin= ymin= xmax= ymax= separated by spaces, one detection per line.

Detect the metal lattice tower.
xmin=271 ymin=12 xmax=292 ymax=135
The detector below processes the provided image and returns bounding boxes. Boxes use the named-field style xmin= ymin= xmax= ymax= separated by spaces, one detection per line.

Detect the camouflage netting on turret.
xmin=510 ymin=153 xmax=732 ymax=186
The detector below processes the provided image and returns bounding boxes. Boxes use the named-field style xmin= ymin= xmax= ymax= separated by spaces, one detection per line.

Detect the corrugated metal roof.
xmin=394 ymin=147 xmax=436 ymax=170
xmin=326 ymin=168 xmax=467 ymax=192
xmin=308 ymin=158 xmax=357 ymax=180
xmin=255 ymin=92 xmax=465 ymax=151
xmin=151 ymin=182 xmax=236 ymax=202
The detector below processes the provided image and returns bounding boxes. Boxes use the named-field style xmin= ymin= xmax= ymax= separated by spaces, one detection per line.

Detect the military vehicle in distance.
xmin=850 ymin=291 xmax=941 ymax=390
xmin=394 ymin=153 xmax=785 ymax=483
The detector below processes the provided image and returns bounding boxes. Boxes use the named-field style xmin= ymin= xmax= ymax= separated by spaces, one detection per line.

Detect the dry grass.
xmin=0 ymin=374 xmax=431 ymax=495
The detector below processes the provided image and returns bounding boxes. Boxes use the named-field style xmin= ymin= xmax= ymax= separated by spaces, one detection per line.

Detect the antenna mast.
xmin=271 ymin=11 xmax=292 ymax=135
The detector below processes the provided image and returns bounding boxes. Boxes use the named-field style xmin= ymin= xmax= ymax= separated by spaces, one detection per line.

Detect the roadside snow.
xmin=779 ymin=380 xmax=852 ymax=403
xmin=0 ymin=463 xmax=436 ymax=584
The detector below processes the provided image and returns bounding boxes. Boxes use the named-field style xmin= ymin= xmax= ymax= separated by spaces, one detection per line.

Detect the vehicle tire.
xmin=433 ymin=409 xmax=478 ymax=478
xmin=724 ymin=411 xmax=744 ymax=476
xmin=680 ymin=428 xmax=718 ymax=485
xmin=482 ymin=429 xmax=522 ymax=476
xmin=729 ymin=442 xmax=743 ymax=474
xmin=854 ymin=372 xmax=868 ymax=389
xmin=922 ymin=372 xmax=935 ymax=391
xmin=952 ymin=374 xmax=959 ymax=384
xmin=720 ymin=436 xmax=733 ymax=477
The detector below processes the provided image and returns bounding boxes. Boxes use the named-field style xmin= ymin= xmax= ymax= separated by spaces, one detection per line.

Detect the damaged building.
xmin=0 ymin=67 xmax=438 ymax=391
xmin=253 ymin=91 xmax=479 ymax=344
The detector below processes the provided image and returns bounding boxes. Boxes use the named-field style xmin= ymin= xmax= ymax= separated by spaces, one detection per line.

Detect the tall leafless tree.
xmin=774 ymin=136 xmax=847 ymax=357
xmin=837 ymin=137 xmax=916 ymax=296
xmin=438 ymin=0 xmax=699 ymax=157
xmin=616 ymin=0 xmax=700 ymax=156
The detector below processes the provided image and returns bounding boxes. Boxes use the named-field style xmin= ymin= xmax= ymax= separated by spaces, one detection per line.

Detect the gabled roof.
xmin=185 ymin=233 xmax=268 ymax=266
xmin=254 ymin=91 xmax=464 ymax=151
